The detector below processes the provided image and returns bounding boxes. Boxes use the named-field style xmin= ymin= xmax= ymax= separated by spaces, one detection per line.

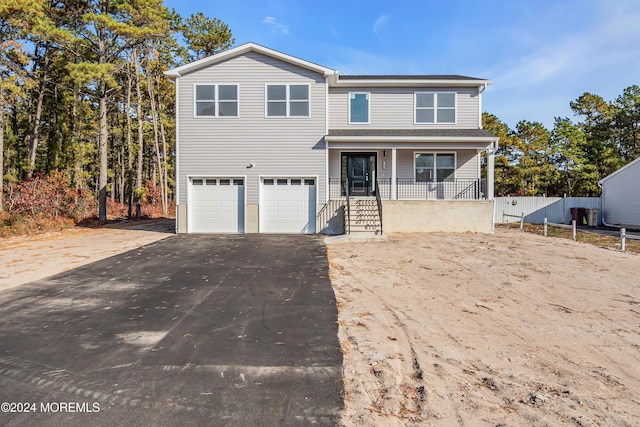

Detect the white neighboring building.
xmin=598 ymin=156 xmax=640 ymax=227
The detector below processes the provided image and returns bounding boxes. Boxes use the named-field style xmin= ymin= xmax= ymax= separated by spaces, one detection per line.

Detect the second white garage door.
xmin=261 ymin=178 xmax=316 ymax=233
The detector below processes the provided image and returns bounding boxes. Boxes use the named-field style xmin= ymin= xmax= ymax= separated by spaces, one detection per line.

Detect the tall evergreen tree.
xmin=63 ymin=0 xmax=171 ymax=222
xmin=549 ymin=117 xmax=594 ymax=196
xmin=181 ymin=12 xmax=234 ymax=62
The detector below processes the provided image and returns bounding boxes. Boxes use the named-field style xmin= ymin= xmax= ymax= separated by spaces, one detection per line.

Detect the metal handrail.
xmin=451 ymin=179 xmax=481 ymax=199
xmin=345 ymin=180 xmax=351 ymax=235
xmin=375 ymin=179 xmax=383 ymax=235
xmin=316 ymin=198 xmax=347 ymax=234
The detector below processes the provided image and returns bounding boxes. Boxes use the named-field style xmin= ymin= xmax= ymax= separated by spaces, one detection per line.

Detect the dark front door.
xmin=342 ymin=153 xmax=376 ymax=196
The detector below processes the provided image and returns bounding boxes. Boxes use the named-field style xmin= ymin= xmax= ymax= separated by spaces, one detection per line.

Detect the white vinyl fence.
xmin=494 ymin=197 xmax=602 ymax=225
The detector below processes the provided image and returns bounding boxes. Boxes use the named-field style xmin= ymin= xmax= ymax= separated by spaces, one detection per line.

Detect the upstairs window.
xmin=266 ymin=84 xmax=309 ymax=117
xmin=349 ymin=92 xmax=369 ymax=123
xmin=415 ymin=153 xmax=455 ymax=182
xmin=415 ymin=92 xmax=456 ymax=124
xmin=195 ymin=84 xmax=238 ymax=117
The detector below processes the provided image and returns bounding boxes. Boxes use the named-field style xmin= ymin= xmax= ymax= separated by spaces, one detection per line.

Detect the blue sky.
xmin=164 ymin=0 xmax=640 ymax=130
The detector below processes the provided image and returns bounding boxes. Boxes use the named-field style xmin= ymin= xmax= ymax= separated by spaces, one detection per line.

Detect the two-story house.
xmin=165 ymin=43 xmax=498 ymax=234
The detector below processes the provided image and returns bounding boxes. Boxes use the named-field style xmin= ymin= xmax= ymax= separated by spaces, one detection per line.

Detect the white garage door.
xmin=189 ymin=178 xmax=244 ymax=233
xmin=261 ymin=178 xmax=316 ymax=233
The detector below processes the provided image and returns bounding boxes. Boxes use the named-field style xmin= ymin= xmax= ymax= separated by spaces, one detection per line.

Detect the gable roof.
xmin=165 ymin=43 xmax=491 ymax=89
xmin=598 ymin=156 xmax=640 ymax=184
xmin=164 ymin=42 xmax=339 ymax=80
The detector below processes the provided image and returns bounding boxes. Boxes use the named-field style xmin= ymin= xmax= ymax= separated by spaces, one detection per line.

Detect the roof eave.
xmin=331 ymin=79 xmax=492 ymax=88
xmin=325 ymin=135 xmax=498 ymax=143
xmin=598 ymin=155 xmax=640 ymax=184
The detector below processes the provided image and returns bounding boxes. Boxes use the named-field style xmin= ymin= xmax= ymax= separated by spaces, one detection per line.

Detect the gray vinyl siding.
xmin=177 ymin=51 xmax=327 ymax=205
xmin=329 ymin=149 xmax=479 ymax=180
xmin=601 ymin=160 xmax=640 ymax=226
xmin=329 ymin=87 xmax=480 ymax=129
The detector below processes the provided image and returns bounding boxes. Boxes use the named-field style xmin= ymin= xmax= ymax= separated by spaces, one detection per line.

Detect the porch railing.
xmin=396 ymin=178 xmax=484 ymax=200
xmin=328 ymin=178 xmax=485 ymax=200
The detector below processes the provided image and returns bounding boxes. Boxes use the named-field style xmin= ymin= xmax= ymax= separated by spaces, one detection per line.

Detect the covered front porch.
xmin=319 ymin=129 xmax=499 ymax=235
xmin=325 ymin=129 xmax=498 ymax=202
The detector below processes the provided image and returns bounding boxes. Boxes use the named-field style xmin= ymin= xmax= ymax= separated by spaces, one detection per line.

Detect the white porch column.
xmin=391 ymin=147 xmax=397 ymax=200
xmin=487 ymin=144 xmax=495 ymax=200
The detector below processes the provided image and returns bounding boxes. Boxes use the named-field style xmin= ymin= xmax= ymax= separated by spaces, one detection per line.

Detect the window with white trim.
xmin=266 ymin=84 xmax=309 ymax=117
xmin=349 ymin=92 xmax=369 ymax=123
xmin=194 ymin=84 xmax=238 ymax=117
xmin=415 ymin=153 xmax=455 ymax=182
xmin=415 ymin=92 xmax=455 ymax=123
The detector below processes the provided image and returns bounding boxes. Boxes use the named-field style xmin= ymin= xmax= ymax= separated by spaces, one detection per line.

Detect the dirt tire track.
xmin=328 ymin=230 xmax=640 ymax=426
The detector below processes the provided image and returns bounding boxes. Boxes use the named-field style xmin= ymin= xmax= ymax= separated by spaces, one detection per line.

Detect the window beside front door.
xmin=349 ymin=92 xmax=370 ymax=124
xmin=415 ymin=92 xmax=456 ymax=124
xmin=415 ymin=153 xmax=455 ymax=182
xmin=266 ymin=84 xmax=310 ymax=117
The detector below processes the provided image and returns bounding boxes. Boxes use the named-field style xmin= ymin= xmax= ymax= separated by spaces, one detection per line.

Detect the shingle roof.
xmin=338 ymin=75 xmax=486 ymax=81
xmin=327 ymin=129 xmax=497 ymax=138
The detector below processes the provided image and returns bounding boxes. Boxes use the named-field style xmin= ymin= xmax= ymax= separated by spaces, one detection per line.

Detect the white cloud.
xmin=262 ymin=16 xmax=289 ymax=35
xmin=372 ymin=14 xmax=390 ymax=43
xmin=485 ymin=3 xmax=640 ymax=91
xmin=329 ymin=23 xmax=339 ymax=39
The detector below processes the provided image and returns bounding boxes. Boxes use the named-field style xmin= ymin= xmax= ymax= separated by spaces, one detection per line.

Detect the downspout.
xmin=597 ymin=180 xmax=613 ymax=226
xmin=478 ymin=83 xmax=488 ymax=129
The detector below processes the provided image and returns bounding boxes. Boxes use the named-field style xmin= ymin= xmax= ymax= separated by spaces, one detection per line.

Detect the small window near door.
xmin=277 ymin=179 xmax=288 ymax=185
xmin=192 ymin=179 xmax=204 ymax=185
xmin=349 ymin=92 xmax=369 ymax=124
xmin=415 ymin=153 xmax=455 ymax=182
xmin=304 ymin=179 xmax=315 ymax=185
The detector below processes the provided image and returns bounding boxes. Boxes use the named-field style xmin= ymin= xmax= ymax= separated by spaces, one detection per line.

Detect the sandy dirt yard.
xmin=0 ymin=219 xmax=174 ymax=291
xmin=2 ymin=223 xmax=638 ymax=425
xmin=328 ymin=228 xmax=640 ymax=426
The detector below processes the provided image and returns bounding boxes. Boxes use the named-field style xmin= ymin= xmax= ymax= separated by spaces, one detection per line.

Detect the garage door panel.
xmin=189 ymin=178 xmax=244 ymax=233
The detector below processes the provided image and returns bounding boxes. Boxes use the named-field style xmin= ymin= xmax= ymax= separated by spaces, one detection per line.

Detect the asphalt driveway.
xmin=0 ymin=235 xmax=343 ymax=426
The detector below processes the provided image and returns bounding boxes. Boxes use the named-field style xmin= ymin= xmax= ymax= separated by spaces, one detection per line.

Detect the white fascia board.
xmin=165 ymin=42 xmax=338 ymax=79
xmin=325 ymin=135 xmax=498 ymax=144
